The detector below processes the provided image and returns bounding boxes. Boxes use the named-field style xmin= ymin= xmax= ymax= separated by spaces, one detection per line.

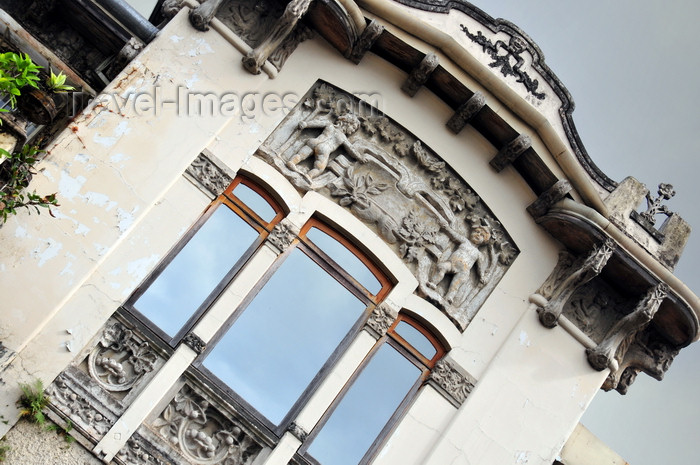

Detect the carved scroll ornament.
xmin=428 ymin=358 xmax=475 ymax=406
xmin=535 ymin=239 xmax=615 ymax=328
xmin=587 ymin=284 xmax=669 ymax=372
xmin=258 ymin=81 xmax=518 ymax=331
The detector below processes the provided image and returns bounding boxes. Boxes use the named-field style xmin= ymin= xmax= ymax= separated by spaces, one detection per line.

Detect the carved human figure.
xmin=286 ymin=114 xmax=366 ymax=179
xmin=428 ymin=221 xmax=494 ymax=307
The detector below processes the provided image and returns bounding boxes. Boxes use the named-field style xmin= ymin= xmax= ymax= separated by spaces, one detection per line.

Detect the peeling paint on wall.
xmin=32 ymin=238 xmax=63 ymax=267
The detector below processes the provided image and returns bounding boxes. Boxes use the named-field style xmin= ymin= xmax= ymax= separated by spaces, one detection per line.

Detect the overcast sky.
xmin=470 ymin=1 xmax=700 ymax=464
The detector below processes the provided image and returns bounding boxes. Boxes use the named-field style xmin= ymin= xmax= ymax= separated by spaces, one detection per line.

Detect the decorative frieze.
xmin=265 ymin=218 xmax=300 ymax=254
xmin=87 ymin=321 xmax=159 ymax=393
xmin=47 ymin=371 xmax=117 ymax=439
xmin=346 ymin=19 xmax=384 ymax=64
xmin=446 ymin=91 xmax=486 ymax=134
xmin=116 ymin=436 xmax=162 ymax=465
xmin=401 ymin=53 xmax=440 ymax=97
xmin=258 ymin=81 xmax=518 ymax=331
xmin=428 ymin=358 xmax=475 ymax=407
xmin=535 ymin=239 xmax=615 ymax=328
xmin=152 ymin=384 xmax=263 ymax=465
xmin=489 ymin=134 xmax=532 ymax=172
xmin=587 ymin=284 xmax=669 ymax=371
xmin=185 ymin=152 xmax=234 ymax=199
xmin=364 ymin=304 xmax=398 ymax=339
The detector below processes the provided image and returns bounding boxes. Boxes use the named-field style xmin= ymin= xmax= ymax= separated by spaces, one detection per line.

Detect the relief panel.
xmin=257 ymin=81 xmax=519 ymax=331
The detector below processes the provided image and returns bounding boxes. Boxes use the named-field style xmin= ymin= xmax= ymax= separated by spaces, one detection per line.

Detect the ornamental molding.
xmin=257 ymin=80 xmax=519 ymax=331
xmin=428 ymin=358 xmax=475 ymax=407
xmin=185 ymin=151 xmax=234 ymax=199
xmin=151 ymin=384 xmax=263 ymax=465
xmin=390 ymin=0 xmax=618 ymax=191
xmin=364 ymin=304 xmax=398 ymax=339
xmin=47 ymin=369 xmax=120 ymax=440
xmin=265 ymin=218 xmax=300 ymax=254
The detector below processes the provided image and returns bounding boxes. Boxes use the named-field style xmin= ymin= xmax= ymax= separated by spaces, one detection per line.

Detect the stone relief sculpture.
xmin=152 ymin=384 xmax=262 ymax=465
xmin=87 ymin=321 xmax=159 ymax=393
xmin=258 ymin=81 xmax=518 ymax=330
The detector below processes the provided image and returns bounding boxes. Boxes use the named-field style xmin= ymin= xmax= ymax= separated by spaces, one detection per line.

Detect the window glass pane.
xmin=394 ymin=321 xmax=437 ymax=360
xmin=134 ymin=206 xmax=258 ymax=336
xmin=233 ymin=183 xmax=277 ymax=222
xmin=306 ymin=227 xmax=381 ymax=294
xmin=307 ymin=344 xmax=420 ymax=465
xmin=124 ymin=0 xmax=158 ymax=18
xmin=203 ymin=249 xmax=366 ymax=425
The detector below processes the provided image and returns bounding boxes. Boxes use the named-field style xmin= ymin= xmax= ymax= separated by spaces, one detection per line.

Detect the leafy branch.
xmin=0 ymin=52 xmax=41 ymax=110
xmin=0 ymin=145 xmax=58 ymax=223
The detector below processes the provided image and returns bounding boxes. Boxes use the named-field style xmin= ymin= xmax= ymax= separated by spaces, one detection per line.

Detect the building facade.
xmin=0 ymin=1 xmax=696 ymax=464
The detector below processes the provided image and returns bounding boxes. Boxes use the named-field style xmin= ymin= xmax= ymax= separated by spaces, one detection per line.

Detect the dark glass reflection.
xmin=133 ymin=206 xmax=258 ymax=336
xmin=307 ymin=344 xmax=420 ymax=465
xmin=306 ymin=228 xmax=382 ymax=294
xmin=203 ymin=249 xmax=366 ymax=425
xmin=233 ymin=183 xmax=277 ymax=222
xmin=394 ymin=321 xmax=437 ymax=360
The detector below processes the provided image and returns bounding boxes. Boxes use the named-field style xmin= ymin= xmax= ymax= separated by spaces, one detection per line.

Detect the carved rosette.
xmin=266 ymin=218 xmax=299 ymax=254
xmin=152 ymin=384 xmax=262 ymax=465
xmin=258 ymin=81 xmax=519 ymax=332
xmin=428 ymin=358 xmax=475 ymax=406
xmin=364 ymin=304 xmax=398 ymax=338
xmin=87 ymin=321 xmax=158 ymax=392
xmin=186 ymin=153 xmax=233 ymax=198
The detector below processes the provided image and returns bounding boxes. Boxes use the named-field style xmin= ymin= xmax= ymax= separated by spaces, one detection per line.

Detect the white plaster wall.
xmin=422 ymin=310 xmax=608 ymax=465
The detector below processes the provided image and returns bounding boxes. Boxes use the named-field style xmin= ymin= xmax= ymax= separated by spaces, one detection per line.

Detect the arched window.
xmin=125 ymin=176 xmax=284 ymax=344
xmin=304 ymin=315 xmax=445 ymax=465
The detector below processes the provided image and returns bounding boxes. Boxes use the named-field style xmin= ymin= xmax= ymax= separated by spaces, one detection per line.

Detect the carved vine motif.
xmin=152 ymin=384 xmax=262 ymax=465
xmin=365 ymin=304 xmax=398 ymax=338
xmin=116 ymin=437 xmax=164 ymax=465
xmin=460 ymin=25 xmax=545 ymax=100
xmin=257 ymin=81 xmax=518 ymax=331
xmin=266 ymin=218 xmax=300 ymax=253
xmin=428 ymin=359 xmax=475 ymax=406
xmin=47 ymin=373 xmax=114 ymax=436
xmin=87 ymin=321 xmax=158 ymax=392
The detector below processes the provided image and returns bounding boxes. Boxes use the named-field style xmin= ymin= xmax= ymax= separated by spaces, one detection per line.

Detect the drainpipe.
xmin=94 ymin=0 xmax=159 ymax=43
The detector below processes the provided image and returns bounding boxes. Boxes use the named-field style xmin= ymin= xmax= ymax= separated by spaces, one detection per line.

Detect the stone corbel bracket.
xmin=489 ymin=134 xmax=532 ymax=172
xmin=189 ymin=0 xmax=225 ymax=31
xmin=446 ymin=91 xmax=486 ymax=134
xmin=346 ymin=19 xmax=384 ymax=64
xmin=534 ymin=238 xmax=616 ymax=328
xmin=587 ymin=283 xmax=669 ymax=372
xmin=401 ymin=52 xmax=440 ymax=97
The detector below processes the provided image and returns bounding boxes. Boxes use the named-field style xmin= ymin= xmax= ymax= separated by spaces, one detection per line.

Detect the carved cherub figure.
xmin=428 ymin=219 xmax=494 ymax=307
xmin=286 ymin=113 xmax=366 ymax=180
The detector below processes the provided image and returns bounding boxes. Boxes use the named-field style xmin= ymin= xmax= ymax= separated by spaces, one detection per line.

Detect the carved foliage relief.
xmin=152 ymin=384 xmax=262 ymax=465
xmin=87 ymin=321 xmax=159 ymax=393
xmin=257 ymin=81 xmax=518 ymax=330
